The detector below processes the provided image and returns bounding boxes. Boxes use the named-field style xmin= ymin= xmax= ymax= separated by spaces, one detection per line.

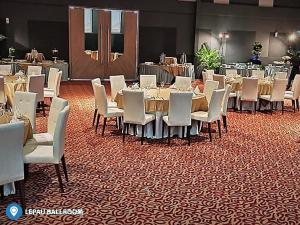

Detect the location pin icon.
xmin=10 ymin=206 xmax=18 ymax=217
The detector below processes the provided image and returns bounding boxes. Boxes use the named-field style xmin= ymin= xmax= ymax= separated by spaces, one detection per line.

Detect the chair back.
xmin=221 ymin=84 xmax=232 ymax=116
xmin=94 ymin=84 xmax=108 ymax=116
xmin=291 ymin=74 xmax=300 ymax=96
xmin=47 ymin=68 xmax=59 ymax=89
xmin=275 ymin=72 xmax=287 ymax=79
xmin=251 ymin=70 xmax=265 ymax=79
xmin=202 ymin=71 xmax=213 ymax=84
xmin=270 ymin=79 xmax=288 ymax=101
xmin=0 ymin=65 xmax=12 ymax=75
xmin=226 ymin=69 xmax=238 ymax=77
xmin=91 ymin=78 xmax=101 ymax=107
xmin=140 ymin=75 xmax=157 ymax=88
xmin=53 ymin=106 xmax=70 ymax=163
xmin=48 ymin=97 xmax=69 ymax=136
xmin=208 ymin=89 xmax=225 ymax=122
xmin=168 ymin=92 xmax=193 ymax=126
xmin=110 ymin=75 xmax=126 ymax=101
xmin=13 ymin=91 xmax=37 ymax=132
xmin=204 ymin=80 xmax=219 ymax=103
xmin=175 ymin=76 xmax=191 ymax=90
xmin=27 ymin=74 xmax=45 ymax=102
xmin=206 ymin=70 xmax=215 ymax=76
xmin=241 ymin=78 xmax=258 ymax=101
xmin=123 ymin=90 xmax=146 ymax=124
xmin=0 ymin=122 xmax=24 ymax=185
xmin=0 ymin=76 xmax=5 ymax=104
xmin=213 ymin=74 xmax=225 ymax=89
xmin=27 ymin=65 xmax=42 ymax=75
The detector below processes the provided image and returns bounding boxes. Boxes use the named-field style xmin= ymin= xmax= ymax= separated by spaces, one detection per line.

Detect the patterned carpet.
xmin=1 ymin=81 xmax=300 ymax=224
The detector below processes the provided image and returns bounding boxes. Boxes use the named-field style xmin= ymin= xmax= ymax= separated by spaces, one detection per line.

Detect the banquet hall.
xmin=0 ymin=0 xmax=300 ymax=224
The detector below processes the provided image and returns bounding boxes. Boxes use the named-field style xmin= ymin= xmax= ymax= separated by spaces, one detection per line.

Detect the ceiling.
xmin=199 ymin=0 xmax=300 ymax=8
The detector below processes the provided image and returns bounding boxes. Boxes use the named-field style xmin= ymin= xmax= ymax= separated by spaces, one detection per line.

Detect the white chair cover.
xmin=204 ymin=80 xmax=219 ymax=104
xmin=27 ymin=74 xmax=45 ymax=102
xmin=27 ymin=66 xmax=42 ymax=75
xmin=175 ymin=76 xmax=191 ymax=90
xmin=110 ymin=75 xmax=126 ymax=101
xmin=213 ymin=74 xmax=225 ymax=89
xmin=140 ymin=75 xmax=157 ymax=88
xmin=0 ymin=65 xmax=12 ymax=75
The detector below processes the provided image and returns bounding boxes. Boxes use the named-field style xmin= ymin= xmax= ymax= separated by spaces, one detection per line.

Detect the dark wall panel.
xmin=225 ymin=30 xmax=255 ymax=63
xmin=268 ymin=33 xmax=288 ymax=58
xmin=139 ymin=27 xmax=176 ymax=63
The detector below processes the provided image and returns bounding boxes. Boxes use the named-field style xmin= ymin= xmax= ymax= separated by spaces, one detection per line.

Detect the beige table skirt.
xmin=4 ymin=76 xmax=27 ymax=106
xmin=115 ymin=88 xmax=208 ymax=113
xmin=227 ymin=78 xmax=273 ymax=95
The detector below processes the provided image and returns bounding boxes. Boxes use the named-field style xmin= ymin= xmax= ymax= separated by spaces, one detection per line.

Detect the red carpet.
xmin=1 ymin=81 xmax=300 ymax=224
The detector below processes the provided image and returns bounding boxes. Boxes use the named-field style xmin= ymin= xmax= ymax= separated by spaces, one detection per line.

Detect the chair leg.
xmin=141 ymin=125 xmax=144 ymax=145
xmin=54 ymin=164 xmax=64 ymax=193
xmin=133 ymin=124 xmax=137 ymax=136
xmin=222 ymin=115 xmax=227 ymax=133
xmin=123 ymin=123 xmax=126 ymax=143
xmin=208 ymin=123 xmax=212 ymax=142
xmin=102 ymin=117 xmax=107 ymax=136
xmin=233 ymin=97 xmax=237 ymax=111
xmin=168 ymin=126 xmax=171 ymax=145
xmin=92 ymin=109 xmax=97 ymax=126
xmin=152 ymin=120 xmax=155 ymax=137
xmin=41 ymin=101 xmax=46 ymax=117
xmin=182 ymin=126 xmax=185 ymax=139
xmin=254 ymin=101 xmax=256 ymax=114
xmin=162 ymin=121 xmax=164 ymax=139
xmin=95 ymin=114 xmax=100 ymax=133
xmin=270 ymin=102 xmax=273 ymax=115
xmin=282 ymin=101 xmax=284 ymax=115
xmin=259 ymin=99 xmax=262 ymax=112
xmin=18 ymin=180 xmax=26 ymax=210
xmin=187 ymin=126 xmax=191 ymax=146
xmin=297 ymin=99 xmax=300 ymax=111
xmin=240 ymin=101 xmax=243 ymax=113
xmin=217 ymin=120 xmax=221 ymax=138
xmin=293 ymin=100 xmax=296 ymax=113
xmin=61 ymin=155 xmax=69 ymax=182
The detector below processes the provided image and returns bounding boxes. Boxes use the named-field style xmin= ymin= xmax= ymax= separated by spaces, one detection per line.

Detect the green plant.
xmin=195 ymin=43 xmax=221 ymax=71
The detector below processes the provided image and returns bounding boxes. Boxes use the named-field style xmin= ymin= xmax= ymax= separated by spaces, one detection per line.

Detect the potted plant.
xmin=195 ymin=43 xmax=221 ymax=74
xmin=250 ymin=42 xmax=262 ymax=65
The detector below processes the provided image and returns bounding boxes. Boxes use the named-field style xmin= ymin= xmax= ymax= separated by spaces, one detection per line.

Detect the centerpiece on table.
xmin=8 ymin=47 xmax=15 ymax=62
xmin=250 ymin=42 xmax=262 ymax=65
xmin=52 ymin=48 xmax=59 ymax=63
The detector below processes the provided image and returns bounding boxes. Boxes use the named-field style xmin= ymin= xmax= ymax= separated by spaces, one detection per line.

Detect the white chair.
xmin=203 ymin=80 xmax=219 ymax=104
xmin=44 ymin=71 xmax=62 ymax=99
xmin=33 ymin=97 xmax=68 ymax=145
xmin=0 ymin=122 xmax=25 ymax=209
xmin=24 ymin=106 xmax=70 ymax=193
xmin=13 ymin=91 xmax=37 ymax=133
xmin=0 ymin=76 xmax=6 ymax=106
xmin=202 ymin=71 xmax=213 ymax=84
xmin=162 ymin=92 xmax=193 ymax=145
xmin=191 ymin=89 xmax=225 ymax=142
xmin=94 ymin=84 xmax=123 ymax=136
xmin=259 ymin=79 xmax=288 ymax=114
xmin=122 ymin=90 xmax=155 ymax=145
xmin=110 ymin=75 xmax=126 ymax=101
xmin=285 ymin=75 xmax=300 ymax=112
xmin=140 ymin=75 xmax=157 ymax=88
xmin=27 ymin=74 xmax=45 ymax=116
xmin=175 ymin=76 xmax=191 ymax=90
xmin=226 ymin=69 xmax=238 ymax=77
xmin=213 ymin=74 xmax=225 ymax=89
xmin=251 ymin=70 xmax=265 ymax=79
xmin=27 ymin=66 xmax=42 ymax=75
xmin=221 ymin=85 xmax=232 ymax=133
xmin=0 ymin=64 xmax=12 ymax=75
xmin=275 ymin=72 xmax=287 ymax=79
xmin=239 ymin=78 xmax=258 ymax=113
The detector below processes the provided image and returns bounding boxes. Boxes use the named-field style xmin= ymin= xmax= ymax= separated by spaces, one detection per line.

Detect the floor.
xmin=1 ymin=81 xmax=300 ymax=224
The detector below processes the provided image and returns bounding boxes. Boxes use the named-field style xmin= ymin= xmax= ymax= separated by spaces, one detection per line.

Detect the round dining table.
xmin=114 ymin=87 xmax=208 ymax=139
xmin=4 ymin=75 xmax=27 ymax=107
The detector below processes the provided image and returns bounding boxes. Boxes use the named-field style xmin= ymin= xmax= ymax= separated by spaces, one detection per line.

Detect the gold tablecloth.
xmin=4 ymin=76 xmax=27 ymax=106
xmin=115 ymin=88 xmax=208 ymax=113
xmin=160 ymin=65 xmax=188 ymax=76
xmin=226 ymin=77 xmax=273 ymax=95
xmin=0 ymin=113 xmax=32 ymax=145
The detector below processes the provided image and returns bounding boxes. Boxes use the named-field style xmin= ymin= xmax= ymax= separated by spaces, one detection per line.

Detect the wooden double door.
xmin=69 ymin=7 xmax=138 ymax=80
